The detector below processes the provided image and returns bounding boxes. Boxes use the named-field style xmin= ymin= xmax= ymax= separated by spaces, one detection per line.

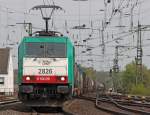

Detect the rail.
xmin=77 ymin=95 xmax=150 ymax=115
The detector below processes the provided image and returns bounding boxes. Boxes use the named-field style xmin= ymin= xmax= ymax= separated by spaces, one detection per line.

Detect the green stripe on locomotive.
xmin=18 ymin=36 xmax=74 ymax=89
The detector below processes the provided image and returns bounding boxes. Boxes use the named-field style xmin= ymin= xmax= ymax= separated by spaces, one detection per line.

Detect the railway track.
xmin=30 ymin=107 xmax=73 ymax=115
xmin=101 ymin=93 xmax=150 ymax=104
xmin=78 ymin=95 xmax=150 ymax=115
xmin=104 ymin=97 xmax=150 ymax=115
xmin=96 ymin=99 xmax=135 ymax=115
xmin=0 ymin=98 xmax=74 ymax=115
xmin=0 ymin=99 xmax=20 ymax=107
xmin=1 ymin=95 xmax=150 ymax=114
xmin=100 ymin=97 xmax=150 ymax=108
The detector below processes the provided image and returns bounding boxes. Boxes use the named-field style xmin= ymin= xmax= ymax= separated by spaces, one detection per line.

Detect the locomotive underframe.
xmin=18 ymin=83 xmax=72 ymax=107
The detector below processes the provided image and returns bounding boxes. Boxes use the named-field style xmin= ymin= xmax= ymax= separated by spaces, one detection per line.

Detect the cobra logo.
xmin=42 ymin=60 xmax=51 ymax=65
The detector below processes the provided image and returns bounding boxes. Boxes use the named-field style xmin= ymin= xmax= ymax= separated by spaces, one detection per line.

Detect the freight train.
xmin=18 ymin=5 xmax=95 ymax=107
xmin=18 ymin=31 xmax=75 ymax=107
xmin=18 ymin=31 xmax=95 ymax=107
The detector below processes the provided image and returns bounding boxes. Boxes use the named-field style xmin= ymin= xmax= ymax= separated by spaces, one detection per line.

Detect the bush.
xmin=130 ymin=84 xmax=150 ymax=96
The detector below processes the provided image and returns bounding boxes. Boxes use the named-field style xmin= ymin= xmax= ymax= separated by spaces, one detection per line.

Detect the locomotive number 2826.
xmin=38 ymin=69 xmax=53 ymax=74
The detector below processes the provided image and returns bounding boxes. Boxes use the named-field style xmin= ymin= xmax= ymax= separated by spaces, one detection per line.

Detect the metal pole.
xmin=28 ymin=23 xmax=32 ymax=36
xmin=136 ymin=22 xmax=143 ymax=85
xmin=44 ymin=17 xmax=50 ymax=32
xmin=114 ymin=46 xmax=119 ymax=73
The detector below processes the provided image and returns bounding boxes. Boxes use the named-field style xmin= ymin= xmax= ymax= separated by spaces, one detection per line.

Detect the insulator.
xmin=107 ymin=0 xmax=111 ymax=3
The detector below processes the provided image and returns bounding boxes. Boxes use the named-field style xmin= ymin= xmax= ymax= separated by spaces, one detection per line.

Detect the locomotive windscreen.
xmin=25 ymin=43 xmax=66 ymax=58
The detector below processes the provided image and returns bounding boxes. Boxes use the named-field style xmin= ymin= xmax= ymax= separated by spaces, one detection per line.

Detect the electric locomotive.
xmin=18 ymin=31 xmax=74 ymax=107
xmin=18 ymin=5 xmax=75 ymax=107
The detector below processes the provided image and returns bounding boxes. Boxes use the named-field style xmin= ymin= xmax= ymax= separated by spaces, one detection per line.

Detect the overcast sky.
xmin=0 ymin=0 xmax=150 ymax=71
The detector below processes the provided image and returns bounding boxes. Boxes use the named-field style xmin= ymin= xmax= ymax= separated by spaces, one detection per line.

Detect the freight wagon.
xmin=74 ymin=63 xmax=95 ymax=95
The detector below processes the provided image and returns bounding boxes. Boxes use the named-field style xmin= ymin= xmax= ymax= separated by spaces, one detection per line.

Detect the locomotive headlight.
xmin=61 ymin=77 xmax=65 ymax=81
xmin=26 ymin=77 xmax=30 ymax=81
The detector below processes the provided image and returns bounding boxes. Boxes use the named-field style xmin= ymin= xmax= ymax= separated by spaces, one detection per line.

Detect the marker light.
xmin=128 ymin=95 xmax=131 ymax=99
xmin=26 ymin=77 xmax=30 ymax=81
xmin=142 ymin=96 xmax=146 ymax=99
xmin=61 ymin=77 xmax=65 ymax=81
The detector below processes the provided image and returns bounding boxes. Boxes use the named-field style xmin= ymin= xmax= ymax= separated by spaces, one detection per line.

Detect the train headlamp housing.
xmin=60 ymin=77 xmax=65 ymax=81
xmin=26 ymin=76 xmax=30 ymax=81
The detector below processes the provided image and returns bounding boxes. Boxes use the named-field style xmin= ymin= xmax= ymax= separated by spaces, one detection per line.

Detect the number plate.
xmin=38 ymin=69 xmax=53 ymax=74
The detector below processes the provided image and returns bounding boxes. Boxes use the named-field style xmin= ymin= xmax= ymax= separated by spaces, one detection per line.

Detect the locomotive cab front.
xmin=18 ymin=36 xmax=74 ymax=107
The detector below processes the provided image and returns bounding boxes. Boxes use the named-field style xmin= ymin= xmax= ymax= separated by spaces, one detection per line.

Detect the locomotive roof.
xmin=0 ymin=48 xmax=10 ymax=74
xmin=22 ymin=36 xmax=73 ymax=44
xmin=23 ymin=36 xmax=68 ymax=40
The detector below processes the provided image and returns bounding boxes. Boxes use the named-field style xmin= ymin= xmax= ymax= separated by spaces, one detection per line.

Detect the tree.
xmin=121 ymin=62 xmax=136 ymax=93
xmin=83 ymin=67 xmax=96 ymax=80
xmin=120 ymin=61 xmax=150 ymax=95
